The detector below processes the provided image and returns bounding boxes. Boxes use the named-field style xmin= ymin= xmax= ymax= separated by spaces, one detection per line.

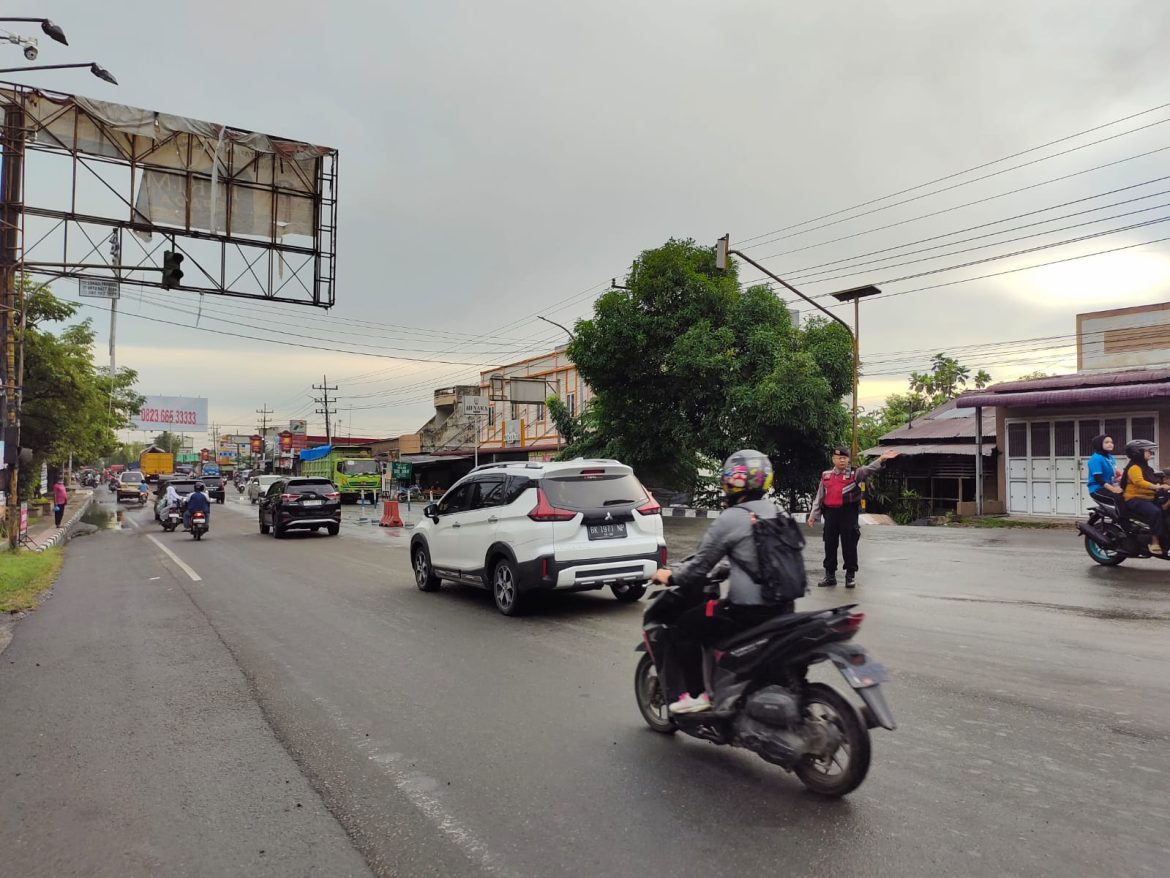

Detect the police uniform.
xmin=809 ymin=447 xmax=887 ymax=586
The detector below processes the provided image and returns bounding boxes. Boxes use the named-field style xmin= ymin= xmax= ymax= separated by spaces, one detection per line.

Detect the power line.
xmin=738 ymin=102 xmax=1170 ymax=247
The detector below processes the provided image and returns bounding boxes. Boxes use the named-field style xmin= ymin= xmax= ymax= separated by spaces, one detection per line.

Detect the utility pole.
xmin=256 ymin=404 xmax=272 ymax=471
xmin=2 ymin=101 xmax=25 ymax=548
xmin=313 ymin=376 xmax=337 ymax=446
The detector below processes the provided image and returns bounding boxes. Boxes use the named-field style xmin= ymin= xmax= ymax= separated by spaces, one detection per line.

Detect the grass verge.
xmin=950 ymin=515 xmax=1071 ymax=530
xmin=0 ymin=547 xmax=65 ymax=613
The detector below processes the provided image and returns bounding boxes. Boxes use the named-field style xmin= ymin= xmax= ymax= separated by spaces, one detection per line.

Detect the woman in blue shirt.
xmin=1085 ymin=434 xmax=1122 ymax=506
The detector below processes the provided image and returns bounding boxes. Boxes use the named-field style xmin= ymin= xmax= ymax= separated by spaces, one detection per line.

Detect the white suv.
xmin=409 ymin=459 xmax=666 ymax=615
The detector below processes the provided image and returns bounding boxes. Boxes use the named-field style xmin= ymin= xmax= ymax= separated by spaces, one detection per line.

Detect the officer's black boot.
xmin=845 ymin=572 xmax=856 ymax=588
xmin=817 ymin=572 xmax=837 ymax=587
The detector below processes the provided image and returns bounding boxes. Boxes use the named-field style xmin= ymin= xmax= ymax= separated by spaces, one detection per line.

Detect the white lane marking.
xmin=311 ymin=695 xmax=508 ymax=875
xmin=147 ymin=534 xmax=202 ymax=582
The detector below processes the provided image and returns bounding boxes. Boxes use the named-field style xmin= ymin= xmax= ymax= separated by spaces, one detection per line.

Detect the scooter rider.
xmin=1120 ymin=439 xmax=1167 ymax=555
xmin=184 ymin=481 xmax=211 ymax=531
xmin=650 ymin=449 xmax=791 ymax=715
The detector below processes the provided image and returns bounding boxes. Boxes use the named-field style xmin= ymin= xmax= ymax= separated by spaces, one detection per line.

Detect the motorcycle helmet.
xmin=720 ymin=449 xmax=774 ymax=502
xmin=195 ymin=481 xmax=206 ymax=491
xmin=1125 ymin=439 xmax=1157 ymax=461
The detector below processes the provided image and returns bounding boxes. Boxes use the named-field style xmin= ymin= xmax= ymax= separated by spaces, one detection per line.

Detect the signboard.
xmin=250 ymin=435 xmax=264 ymax=455
xmin=79 ymin=277 xmax=120 ymax=299
xmin=279 ymin=432 xmax=293 ymax=452
xmin=504 ymin=419 xmax=521 ymax=446
xmin=0 ymin=438 xmax=5 ymax=470
xmin=40 ymin=461 xmax=48 ymax=495
xmin=131 ymin=396 xmax=208 ymax=432
xmin=391 ymin=462 xmax=413 ymax=480
xmin=19 ymin=502 xmax=28 ymax=539
xmin=462 ymin=395 xmax=490 ymax=416
xmin=289 ymin=419 xmax=307 ymax=435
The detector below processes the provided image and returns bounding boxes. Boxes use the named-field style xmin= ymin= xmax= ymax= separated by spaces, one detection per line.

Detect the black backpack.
xmin=747 ymin=509 xmax=807 ymax=603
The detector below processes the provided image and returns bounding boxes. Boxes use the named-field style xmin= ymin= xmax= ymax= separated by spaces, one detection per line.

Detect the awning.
xmin=861 ymin=443 xmax=995 ymax=457
xmin=958 ymin=382 xmax=1170 ymax=409
xmin=401 ymin=454 xmax=472 ymax=466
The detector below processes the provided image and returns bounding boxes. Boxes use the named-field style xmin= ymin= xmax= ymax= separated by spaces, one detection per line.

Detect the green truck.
xmin=297 ymin=445 xmax=381 ymax=501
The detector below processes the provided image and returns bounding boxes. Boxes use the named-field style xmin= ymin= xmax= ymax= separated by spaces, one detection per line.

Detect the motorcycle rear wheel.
xmin=1085 ymin=535 xmax=1125 ymax=566
xmin=634 ymin=653 xmax=676 ymax=734
xmin=793 ymin=683 xmax=871 ymax=798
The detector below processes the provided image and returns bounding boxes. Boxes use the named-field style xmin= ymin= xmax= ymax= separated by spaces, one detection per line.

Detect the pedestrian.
xmin=52 ymin=476 xmax=69 ymax=527
xmin=807 ymin=446 xmax=898 ymax=588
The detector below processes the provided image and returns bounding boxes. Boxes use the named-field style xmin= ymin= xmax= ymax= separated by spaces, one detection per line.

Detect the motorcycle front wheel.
xmin=1085 ymin=535 xmax=1125 ymax=566
xmin=634 ymin=653 xmax=676 ymax=734
xmin=793 ymin=683 xmax=871 ymax=798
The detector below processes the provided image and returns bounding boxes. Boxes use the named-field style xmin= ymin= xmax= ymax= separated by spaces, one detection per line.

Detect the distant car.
xmin=258 ymin=477 xmax=341 ymax=538
xmin=116 ymin=470 xmax=146 ymax=502
xmin=204 ymin=476 xmax=226 ymax=504
xmin=154 ymin=477 xmax=197 ymax=521
xmin=247 ymin=475 xmax=281 ymax=505
xmin=409 ymin=459 xmax=666 ymax=616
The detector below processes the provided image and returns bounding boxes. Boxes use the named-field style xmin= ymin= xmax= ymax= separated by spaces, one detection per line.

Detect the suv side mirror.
xmin=424 ymin=503 xmax=439 ymax=522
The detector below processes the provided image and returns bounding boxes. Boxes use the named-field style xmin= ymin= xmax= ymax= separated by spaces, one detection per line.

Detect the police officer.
xmin=807 ymin=446 xmax=898 ymax=587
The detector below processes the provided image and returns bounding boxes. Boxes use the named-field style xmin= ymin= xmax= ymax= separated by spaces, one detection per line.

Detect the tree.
xmin=16 ymin=279 xmax=144 ymax=498
xmin=563 ymin=238 xmax=852 ymax=497
xmin=151 ymin=431 xmax=184 ymax=455
xmin=908 ymin=353 xmax=992 ymax=408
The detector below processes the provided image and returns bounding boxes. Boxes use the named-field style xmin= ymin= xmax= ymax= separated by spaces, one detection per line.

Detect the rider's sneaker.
xmin=669 ymin=692 xmax=711 ymax=715
xmin=845 ymin=573 xmax=856 ymax=588
xmin=817 ymin=574 xmax=837 ymax=587
xmin=1152 ymin=542 xmax=1165 ymax=555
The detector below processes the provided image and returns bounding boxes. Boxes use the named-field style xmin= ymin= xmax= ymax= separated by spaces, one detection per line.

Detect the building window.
xmin=534 ymin=403 xmax=544 ymax=423
xmin=488 ymin=407 xmax=495 ymax=426
xmin=511 ymin=402 xmax=518 ymax=420
xmin=1133 ymin=416 xmax=1156 ymax=441
xmin=1104 ymin=418 xmax=1128 ymax=447
xmin=1007 ymin=423 xmax=1027 ymax=458
xmin=567 ymin=391 xmax=576 ymax=417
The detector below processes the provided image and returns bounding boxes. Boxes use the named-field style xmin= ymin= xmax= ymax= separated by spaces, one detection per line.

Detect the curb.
xmin=25 ymin=491 xmax=96 ymax=552
xmin=664 ymin=507 xmax=893 ymax=526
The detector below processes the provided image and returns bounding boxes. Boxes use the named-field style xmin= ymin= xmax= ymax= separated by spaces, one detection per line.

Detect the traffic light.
xmin=162 ymin=250 xmax=184 ymax=289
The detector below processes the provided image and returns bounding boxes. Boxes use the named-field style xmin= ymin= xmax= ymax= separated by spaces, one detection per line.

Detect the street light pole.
xmin=830 ymin=285 xmax=882 ymax=461
xmin=715 ymin=234 xmax=875 ymax=460
xmin=0 ymin=62 xmax=118 ymax=84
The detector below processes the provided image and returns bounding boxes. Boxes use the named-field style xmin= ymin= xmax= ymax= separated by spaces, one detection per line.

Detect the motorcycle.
xmin=633 ymin=568 xmax=895 ymax=798
xmin=1077 ymin=494 xmax=1168 ymax=565
xmin=161 ymin=504 xmax=183 ymax=533
xmin=190 ymin=510 xmax=208 ymax=541
xmin=236 ymin=481 xmax=245 ymax=494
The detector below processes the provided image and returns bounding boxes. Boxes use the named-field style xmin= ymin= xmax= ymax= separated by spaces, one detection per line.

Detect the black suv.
xmin=258 ymin=477 xmax=341 ymax=538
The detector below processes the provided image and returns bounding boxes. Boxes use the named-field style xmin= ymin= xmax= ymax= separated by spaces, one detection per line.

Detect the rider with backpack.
xmin=649 ymin=449 xmax=807 ymax=715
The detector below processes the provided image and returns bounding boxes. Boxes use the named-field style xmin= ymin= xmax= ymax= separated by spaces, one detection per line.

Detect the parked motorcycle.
xmin=633 ymin=571 xmax=895 ymax=798
xmin=1077 ymin=495 xmax=1168 ymax=565
xmin=190 ymin=510 xmax=208 ymax=541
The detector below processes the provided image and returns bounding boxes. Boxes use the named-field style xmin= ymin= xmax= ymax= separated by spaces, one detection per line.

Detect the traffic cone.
xmin=379 ymin=500 xmax=404 ymax=528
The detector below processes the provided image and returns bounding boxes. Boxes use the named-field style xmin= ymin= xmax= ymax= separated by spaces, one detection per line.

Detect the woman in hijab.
xmin=1085 ymin=434 xmax=1122 ymax=506
xmin=1120 ymin=439 xmax=1167 ymax=555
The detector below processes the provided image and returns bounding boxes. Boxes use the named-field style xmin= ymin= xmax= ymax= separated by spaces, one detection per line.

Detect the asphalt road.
xmin=2 ymin=490 xmax=1168 ymax=877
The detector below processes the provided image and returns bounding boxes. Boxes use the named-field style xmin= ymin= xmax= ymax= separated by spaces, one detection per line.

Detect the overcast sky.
xmin=10 ymin=0 xmax=1170 ymax=442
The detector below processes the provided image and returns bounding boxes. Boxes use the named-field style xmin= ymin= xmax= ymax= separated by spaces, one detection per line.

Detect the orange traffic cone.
xmin=379 ymin=500 xmax=405 ymax=528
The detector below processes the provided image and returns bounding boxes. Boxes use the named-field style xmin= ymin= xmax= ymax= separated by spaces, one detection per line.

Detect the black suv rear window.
xmin=287 ymin=480 xmax=334 ymax=494
xmin=541 ymin=473 xmax=646 ymax=510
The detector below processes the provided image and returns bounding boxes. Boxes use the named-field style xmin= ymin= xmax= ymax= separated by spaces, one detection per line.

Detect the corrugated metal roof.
xmin=878 ymin=398 xmax=987 ymax=442
xmin=976 ymin=366 xmax=1170 ymax=395
xmin=862 ymin=442 xmax=993 ymax=457
xmin=958 ymin=381 xmax=1170 ymax=409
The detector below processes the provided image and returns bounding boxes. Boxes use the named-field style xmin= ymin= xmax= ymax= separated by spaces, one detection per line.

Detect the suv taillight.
xmin=280 ymin=493 xmax=300 ymax=501
xmin=528 ymin=487 xmax=576 ymax=522
xmin=636 ymin=485 xmax=661 ymax=516
xmin=324 ymin=491 xmax=340 ymax=500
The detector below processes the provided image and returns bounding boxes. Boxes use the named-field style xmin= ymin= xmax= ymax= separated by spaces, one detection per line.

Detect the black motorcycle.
xmin=1077 ymin=494 xmax=1168 ymax=566
xmin=190 ymin=510 xmax=208 ymax=541
xmin=633 ymin=578 xmax=895 ymax=798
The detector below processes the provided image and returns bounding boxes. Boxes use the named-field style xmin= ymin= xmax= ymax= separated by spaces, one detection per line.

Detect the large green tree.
xmin=151 ymin=431 xmax=184 ymax=455
xmin=561 ymin=238 xmax=852 ymax=497
xmin=16 ymin=279 xmax=143 ymax=496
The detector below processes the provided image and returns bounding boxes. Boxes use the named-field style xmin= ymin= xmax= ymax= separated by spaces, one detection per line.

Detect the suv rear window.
xmin=541 ymin=473 xmax=647 ymax=510
xmin=287 ymin=480 xmax=335 ymax=494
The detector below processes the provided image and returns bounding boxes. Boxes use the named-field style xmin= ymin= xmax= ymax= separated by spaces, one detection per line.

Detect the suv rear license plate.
xmin=588 ymin=523 xmax=627 ymax=541
xmin=302 ymin=499 xmax=324 ymax=506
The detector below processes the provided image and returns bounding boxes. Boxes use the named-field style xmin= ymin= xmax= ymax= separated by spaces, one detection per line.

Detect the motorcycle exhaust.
xmin=1076 ymin=521 xmax=1111 ymax=545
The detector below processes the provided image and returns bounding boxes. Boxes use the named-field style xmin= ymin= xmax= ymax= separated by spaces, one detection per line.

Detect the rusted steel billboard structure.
xmin=0 ymin=82 xmax=339 ymax=543
xmin=1 ymin=81 xmax=338 ymax=305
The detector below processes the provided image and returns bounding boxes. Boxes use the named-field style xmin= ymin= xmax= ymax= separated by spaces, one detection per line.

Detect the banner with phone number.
xmin=130 ymin=396 xmax=208 ymax=433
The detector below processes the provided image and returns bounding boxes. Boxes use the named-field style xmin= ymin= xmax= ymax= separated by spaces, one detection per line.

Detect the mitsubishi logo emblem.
xmin=605 ymin=512 xmax=613 ymax=521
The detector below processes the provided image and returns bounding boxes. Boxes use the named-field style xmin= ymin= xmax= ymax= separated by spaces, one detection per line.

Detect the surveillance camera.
xmin=23 ymin=44 xmax=37 ymax=61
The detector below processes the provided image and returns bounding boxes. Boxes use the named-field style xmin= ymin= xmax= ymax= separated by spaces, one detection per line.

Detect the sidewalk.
xmin=0 ymin=517 xmax=371 ymax=876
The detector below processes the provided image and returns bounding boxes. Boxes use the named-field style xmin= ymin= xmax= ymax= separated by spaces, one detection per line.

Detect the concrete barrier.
xmin=379 ymin=500 xmax=405 ymax=528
